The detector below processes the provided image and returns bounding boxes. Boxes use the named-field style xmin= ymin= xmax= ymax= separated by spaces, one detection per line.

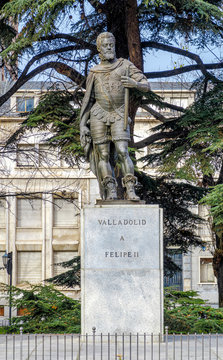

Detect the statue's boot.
xmin=122 ymin=174 xmax=140 ymax=201
xmin=102 ymin=176 xmax=118 ymax=200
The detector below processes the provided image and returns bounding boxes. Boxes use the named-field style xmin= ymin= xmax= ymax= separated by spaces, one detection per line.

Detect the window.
xmin=0 ymin=199 xmax=6 ymax=227
xmin=16 ymin=145 xmax=37 ymax=167
xmin=170 ymin=97 xmax=188 ymax=108
xmin=53 ymin=251 xmax=77 ymax=276
xmin=16 ymin=144 xmax=60 ymax=167
xmin=16 ymin=97 xmax=34 ymax=112
xmin=0 ymin=306 xmax=4 ymax=316
xmin=53 ymin=196 xmax=78 ymax=227
xmin=17 ymin=251 xmax=42 ymax=284
xmin=39 ymin=145 xmax=59 ymax=167
xmin=17 ymin=198 xmax=42 ymax=228
xmin=17 ymin=308 xmax=30 ymax=316
xmin=200 ymin=258 xmax=216 ymax=283
xmin=164 ymin=253 xmax=183 ymax=290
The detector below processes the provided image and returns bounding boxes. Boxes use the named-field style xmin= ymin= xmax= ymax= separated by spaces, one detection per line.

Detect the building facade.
xmin=0 ymin=81 xmax=218 ymax=319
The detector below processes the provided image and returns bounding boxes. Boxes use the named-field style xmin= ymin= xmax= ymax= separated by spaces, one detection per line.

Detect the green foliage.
xmin=1 ymin=0 xmax=76 ymax=60
xmin=7 ymin=89 xmax=84 ymax=164
xmin=165 ymin=289 xmax=223 ymax=333
xmin=141 ymin=0 xmax=223 ymax=47
xmin=144 ymin=82 xmax=223 ymax=182
xmin=136 ymin=172 xmax=206 ymax=275
xmin=27 ymin=90 xmax=82 ymax=157
xmin=47 ymin=256 xmax=80 ymax=288
xmin=201 ymin=185 xmax=223 ymax=238
xmin=1 ymin=0 xmax=223 ymax=66
xmin=0 ymin=283 xmax=80 ymax=334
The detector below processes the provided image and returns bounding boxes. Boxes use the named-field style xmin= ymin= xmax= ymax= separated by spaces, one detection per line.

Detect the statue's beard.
xmin=99 ymin=51 xmax=116 ymax=61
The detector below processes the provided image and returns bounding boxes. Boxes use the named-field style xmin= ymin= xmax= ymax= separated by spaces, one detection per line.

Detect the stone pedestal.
xmin=81 ymin=204 xmax=163 ymax=334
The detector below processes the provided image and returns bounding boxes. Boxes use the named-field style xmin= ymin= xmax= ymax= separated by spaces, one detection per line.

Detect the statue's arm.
xmin=80 ymin=72 xmax=95 ymax=126
xmin=80 ymin=74 xmax=95 ymax=147
xmin=121 ymin=62 xmax=150 ymax=93
xmin=80 ymin=100 xmax=94 ymax=148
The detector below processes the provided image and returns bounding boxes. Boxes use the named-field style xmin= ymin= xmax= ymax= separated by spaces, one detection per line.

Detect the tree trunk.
xmin=125 ymin=0 xmax=143 ymax=71
xmin=106 ymin=0 xmax=129 ymax=59
xmin=213 ymin=245 xmax=223 ymax=307
xmin=217 ymin=262 xmax=223 ymax=307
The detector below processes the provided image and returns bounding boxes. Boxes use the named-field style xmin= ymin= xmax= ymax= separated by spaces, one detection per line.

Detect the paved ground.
xmin=0 ymin=334 xmax=222 ymax=360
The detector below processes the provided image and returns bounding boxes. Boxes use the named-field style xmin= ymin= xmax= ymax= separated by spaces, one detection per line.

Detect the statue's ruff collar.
xmin=90 ymin=58 xmax=124 ymax=73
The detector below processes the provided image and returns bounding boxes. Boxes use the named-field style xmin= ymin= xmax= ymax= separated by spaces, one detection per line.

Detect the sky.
xmin=17 ymin=3 xmax=223 ymax=84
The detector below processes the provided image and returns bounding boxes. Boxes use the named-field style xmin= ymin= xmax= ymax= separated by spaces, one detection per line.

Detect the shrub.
xmin=0 ymin=283 xmax=80 ymax=334
xmin=165 ymin=288 xmax=223 ymax=333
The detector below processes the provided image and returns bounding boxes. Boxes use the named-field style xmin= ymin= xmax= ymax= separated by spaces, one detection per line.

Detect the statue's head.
xmin=96 ymin=32 xmax=116 ymax=61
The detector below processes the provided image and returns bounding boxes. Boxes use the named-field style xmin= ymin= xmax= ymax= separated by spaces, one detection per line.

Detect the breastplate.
xmin=94 ymin=71 xmax=125 ymax=112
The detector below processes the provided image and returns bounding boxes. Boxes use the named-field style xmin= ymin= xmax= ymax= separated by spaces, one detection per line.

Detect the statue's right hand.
xmin=81 ymin=126 xmax=90 ymax=137
xmin=80 ymin=126 xmax=91 ymax=147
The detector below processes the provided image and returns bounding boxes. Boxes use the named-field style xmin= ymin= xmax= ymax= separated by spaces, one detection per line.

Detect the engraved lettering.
xmin=120 ymin=236 xmax=125 ymax=241
xmin=104 ymin=251 xmax=140 ymax=258
xmin=98 ymin=218 xmax=147 ymax=226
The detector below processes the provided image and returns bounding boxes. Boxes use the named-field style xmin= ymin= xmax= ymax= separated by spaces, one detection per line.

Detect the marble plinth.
xmin=81 ymin=204 xmax=163 ymax=334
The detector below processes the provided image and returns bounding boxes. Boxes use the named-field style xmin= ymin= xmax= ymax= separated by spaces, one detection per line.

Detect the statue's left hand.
xmin=121 ymin=76 xmax=137 ymax=89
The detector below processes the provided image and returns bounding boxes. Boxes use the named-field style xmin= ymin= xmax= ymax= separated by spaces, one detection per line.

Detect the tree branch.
xmin=0 ymin=62 xmax=85 ymax=108
xmin=142 ymin=99 xmax=186 ymax=113
xmin=40 ymin=33 xmax=97 ymax=53
xmin=217 ymin=160 xmax=223 ymax=185
xmin=160 ymin=101 xmax=186 ymax=113
xmin=141 ymin=104 xmax=167 ymax=122
xmin=142 ymin=41 xmax=219 ymax=79
xmin=22 ymin=46 xmax=84 ymax=77
xmin=145 ymin=62 xmax=223 ymax=79
xmin=134 ymin=129 xmax=181 ymax=149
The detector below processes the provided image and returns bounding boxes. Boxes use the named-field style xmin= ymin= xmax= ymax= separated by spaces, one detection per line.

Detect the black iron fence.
xmin=0 ymin=327 xmax=222 ymax=360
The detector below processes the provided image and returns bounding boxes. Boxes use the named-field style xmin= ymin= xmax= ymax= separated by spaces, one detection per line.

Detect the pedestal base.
xmin=81 ymin=204 xmax=163 ymax=334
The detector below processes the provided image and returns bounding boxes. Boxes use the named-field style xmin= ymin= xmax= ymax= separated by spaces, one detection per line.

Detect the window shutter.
xmin=53 ymin=198 xmax=78 ymax=227
xmin=17 ymin=252 xmax=42 ymax=284
xmin=17 ymin=198 xmax=42 ymax=228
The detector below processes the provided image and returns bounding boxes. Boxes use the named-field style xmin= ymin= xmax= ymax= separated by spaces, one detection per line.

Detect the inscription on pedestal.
xmin=81 ymin=204 xmax=163 ymax=334
xmin=98 ymin=218 xmax=147 ymax=226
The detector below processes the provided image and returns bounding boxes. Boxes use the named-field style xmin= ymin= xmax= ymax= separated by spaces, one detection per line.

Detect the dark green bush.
xmin=0 ymin=283 xmax=80 ymax=334
xmin=165 ymin=289 xmax=223 ymax=333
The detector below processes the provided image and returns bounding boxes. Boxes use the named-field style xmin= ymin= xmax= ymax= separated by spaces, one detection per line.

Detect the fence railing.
xmin=0 ymin=327 xmax=222 ymax=360
xmin=0 ymin=319 xmax=9 ymax=327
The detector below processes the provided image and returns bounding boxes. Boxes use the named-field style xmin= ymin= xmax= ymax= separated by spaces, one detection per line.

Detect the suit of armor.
xmin=80 ymin=33 xmax=149 ymax=200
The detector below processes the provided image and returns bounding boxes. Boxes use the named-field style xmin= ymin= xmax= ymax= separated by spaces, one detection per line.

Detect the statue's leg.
xmin=96 ymin=143 xmax=112 ymax=178
xmin=115 ymin=140 xmax=139 ymax=201
xmin=114 ymin=140 xmax=134 ymax=175
xmin=96 ymin=143 xmax=117 ymax=200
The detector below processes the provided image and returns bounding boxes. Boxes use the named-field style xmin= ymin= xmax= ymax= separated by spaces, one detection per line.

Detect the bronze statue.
xmin=80 ymin=32 xmax=150 ymax=200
